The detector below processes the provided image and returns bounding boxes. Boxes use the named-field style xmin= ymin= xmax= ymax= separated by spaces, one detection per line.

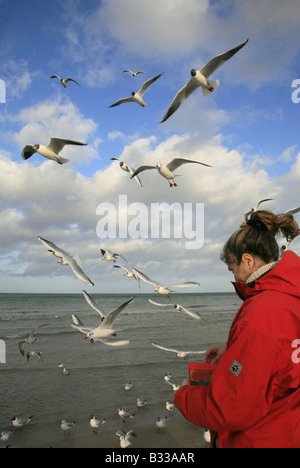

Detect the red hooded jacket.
xmin=175 ymin=251 xmax=300 ymax=448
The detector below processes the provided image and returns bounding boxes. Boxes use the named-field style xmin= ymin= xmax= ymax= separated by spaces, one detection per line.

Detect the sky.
xmin=0 ymin=0 xmax=300 ymax=294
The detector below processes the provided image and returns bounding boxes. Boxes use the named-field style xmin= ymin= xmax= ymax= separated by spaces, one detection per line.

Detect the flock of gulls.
xmin=7 ymin=38 xmax=252 ymax=448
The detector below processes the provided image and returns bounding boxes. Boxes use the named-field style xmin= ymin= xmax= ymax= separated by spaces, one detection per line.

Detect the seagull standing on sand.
xmin=50 ymin=75 xmax=80 ymax=88
xmin=131 ymin=158 xmax=212 ymax=187
xmin=0 ymin=431 xmax=12 ymax=444
xmin=90 ymin=416 xmax=106 ymax=433
xmin=118 ymin=408 xmax=135 ymax=423
xmin=133 ymin=268 xmax=199 ymax=299
xmin=11 ymin=416 xmax=33 ymax=429
xmin=61 ymin=420 xmax=75 ymax=437
xmin=37 ymin=236 xmax=94 ymax=286
xmin=151 ymin=342 xmax=207 ymax=360
xmin=156 ymin=416 xmax=168 ymax=433
xmin=111 ymin=157 xmax=143 ymax=187
xmin=149 ymin=299 xmax=201 ymax=320
xmin=109 ymin=73 xmax=163 ymax=108
xmin=71 ymin=296 xmax=135 ymax=339
xmin=22 ymin=137 xmax=87 ymax=164
xmin=166 ymin=401 xmax=175 ymax=412
xmin=161 ymin=39 xmax=249 ymax=122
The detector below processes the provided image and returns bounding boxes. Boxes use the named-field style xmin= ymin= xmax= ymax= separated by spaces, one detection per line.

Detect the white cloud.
xmin=0 ymin=131 xmax=298 ymax=293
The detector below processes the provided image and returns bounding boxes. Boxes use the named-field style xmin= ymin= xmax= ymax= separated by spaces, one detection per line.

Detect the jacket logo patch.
xmin=230 ymin=360 xmax=243 ymax=377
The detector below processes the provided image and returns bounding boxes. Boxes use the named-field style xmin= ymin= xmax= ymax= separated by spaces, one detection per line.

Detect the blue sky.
xmin=1 ymin=0 xmax=300 ymax=294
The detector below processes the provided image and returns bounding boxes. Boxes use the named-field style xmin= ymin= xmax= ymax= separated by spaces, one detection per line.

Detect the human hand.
xmin=205 ymin=343 xmax=226 ymax=364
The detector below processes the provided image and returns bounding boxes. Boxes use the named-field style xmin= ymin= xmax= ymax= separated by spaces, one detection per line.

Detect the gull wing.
xmin=29 ymin=323 xmax=50 ymax=339
xmin=126 ymin=165 xmax=143 ymax=187
xmin=151 ymin=342 xmax=178 ymax=354
xmin=37 ymin=236 xmax=67 ymax=258
xmin=166 ymin=158 xmax=212 ymax=172
xmin=160 ymin=79 xmax=200 ymax=123
xmin=285 ymin=206 xmax=300 ymax=216
xmin=50 ymin=74 xmax=60 ymax=80
xmin=22 ymin=145 xmax=37 ymax=160
xmin=137 ymin=73 xmax=163 ymax=97
xmin=130 ymin=165 xmax=156 ymax=178
xmin=200 ymin=39 xmax=249 ymax=78
xmin=93 ymin=338 xmax=130 ymax=346
xmin=166 ymin=281 xmax=200 ymax=288
xmin=71 ymin=314 xmax=94 ymax=334
xmin=47 ymin=138 xmax=87 ymax=154
xmin=64 ymin=77 xmax=80 ymax=86
xmin=149 ymin=299 xmax=170 ymax=308
xmin=101 ymin=296 xmax=135 ymax=329
xmin=82 ymin=290 xmax=106 ymax=318
xmin=67 ymin=257 xmax=94 ymax=286
xmin=109 ymin=97 xmax=134 ymax=107
xmin=132 ymin=269 xmax=161 ymax=288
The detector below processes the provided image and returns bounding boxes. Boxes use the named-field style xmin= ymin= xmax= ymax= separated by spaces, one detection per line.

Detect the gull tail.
xmin=202 ymin=79 xmax=220 ymax=96
xmin=57 ymin=157 xmax=70 ymax=165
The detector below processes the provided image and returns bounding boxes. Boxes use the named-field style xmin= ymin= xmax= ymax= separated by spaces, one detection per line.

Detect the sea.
xmin=0 ymin=292 xmax=242 ymax=448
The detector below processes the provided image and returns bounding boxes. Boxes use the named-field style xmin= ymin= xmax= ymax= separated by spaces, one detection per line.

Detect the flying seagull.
xmin=243 ymin=198 xmax=274 ymax=222
xmin=122 ymin=70 xmax=145 ymax=77
xmin=22 ymin=137 xmax=87 ymax=165
xmin=149 ymin=299 xmax=201 ymax=320
xmin=18 ymin=323 xmax=50 ymax=356
xmin=71 ymin=296 xmax=135 ymax=339
xmin=111 ymin=157 xmax=143 ymax=187
xmin=131 ymin=158 xmax=212 ymax=187
xmin=133 ymin=268 xmax=199 ymax=299
xmin=151 ymin=342 xmax=207 ymax=360
xmin=50 ymin=75 xmax=80 ymax=88
xmin=161 ymin=39 xmax=249 ymax=123
xmin=109 ymin=73 xmax=163 ymax=108
xmin=100 ymin=248 xmax=129 ymax=264
xmin=37 ymin=236 xmax=94 ymax=286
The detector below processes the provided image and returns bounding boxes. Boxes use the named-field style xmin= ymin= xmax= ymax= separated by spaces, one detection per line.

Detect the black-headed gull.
xmin=100 ymin=248 xmax=129 ymax=265
xmin=116 ymin=429 xmax=136 ymax=448
xmin=61 ymin=420 xmax=75 ymax=436
xmin=111 ymin=157 xmax=143 ymax=187
xmin=37 ymin=236 xmax=94 ymax=286
xmin=26 ymin=351 xmax=43 ymax=362
xmin=243 ymin=198 xmax=274 ymax=222
xmin=50 ymin=75 xmax=80 ymax=88
xmin=124 ymin=382 xmax=133 ymax=391
xmin=151 ymin=342 xmax=207 ymax=360
xmin=118 ymin=408 xmax=135 ymax=423
xmin=90 ymin=415 xmax=106 ymax=433
xmin=122 ymin=70 xmax=145 ymax=77
xmin=11 ymin=416 xmax=33 ymax=429
xmin=131 ymin=158 xmax=212 ymax=187
xmin=109 ymin=73 xmax=163 ymax=108
xmin=18 ymin=323 xmax=49 ymax=356
xmin=156 ymin=416 xmax=168 ymax=433
xmin=137 ymin=398 xmax=147 ymax=408
xmin=149 ymin=299 xmax=201 ymax=320
xmin=22 ymin=137 xmax=87 ymax=165
xmin=161 ymin=39 xmax=249 ymax=123
xmin=132 ymin=268 xmax=199 ymax=299
xmin=0 ymin=431 xmax=12 ymax=444
xmin=166 ymin=401 xmax=175 ymax=412
xmin=71 ymin=296 xmax=135 ymax=339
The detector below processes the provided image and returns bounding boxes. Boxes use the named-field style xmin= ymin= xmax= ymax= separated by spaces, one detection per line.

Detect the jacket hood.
xmin=232 ymin=251 xmax=300 ymax=302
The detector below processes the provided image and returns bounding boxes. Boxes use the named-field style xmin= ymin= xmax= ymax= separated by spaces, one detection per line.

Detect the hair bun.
xmin=246 ymin=218 xmax=268 ymax=231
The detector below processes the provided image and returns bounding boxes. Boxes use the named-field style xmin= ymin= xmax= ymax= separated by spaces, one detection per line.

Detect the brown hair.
xmin=221 ymin=210 xmax=300 ymax=264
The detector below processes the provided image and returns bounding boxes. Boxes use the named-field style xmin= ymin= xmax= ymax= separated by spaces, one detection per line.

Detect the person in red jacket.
xmin=175 ymin=210 xmax=300 ymax=448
